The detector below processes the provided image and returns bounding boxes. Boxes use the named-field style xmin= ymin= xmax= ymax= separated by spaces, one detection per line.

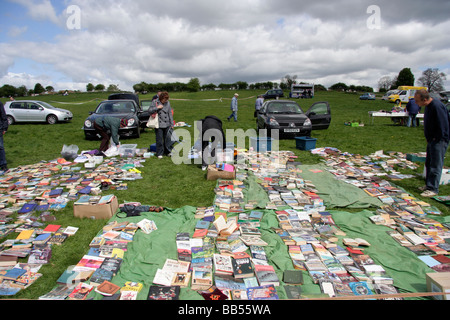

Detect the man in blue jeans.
xmin=414 ymin=89 xmax=450 ymax=197
xmin=0 ymin=101 xmax=8 ymax=172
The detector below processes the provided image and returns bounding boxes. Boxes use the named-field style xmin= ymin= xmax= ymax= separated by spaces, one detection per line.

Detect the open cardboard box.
xmin=74 ymin=195 xmax=119 ymax=219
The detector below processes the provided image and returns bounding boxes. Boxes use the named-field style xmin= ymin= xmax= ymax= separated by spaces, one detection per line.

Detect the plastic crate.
xmin=295 ymin=136 xmax=317 ymax=151
xmin=250 ymin=137 xmax=274 ymax=152
xmin=119 ymin=144 xmax=137 ymax=157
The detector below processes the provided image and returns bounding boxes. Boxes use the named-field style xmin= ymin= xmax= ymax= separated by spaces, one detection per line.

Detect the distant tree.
xmin=314 ymin=84 xmax=327 ymax=91
xmin=45 ymin=86 xmax=54 ymax=93
xmin=107 ymin=84 xmax=120 ymax=92
xmin=418 ymin=68 xmax=446 ymax=92
xmin=94 ymin=84 xmax=105 ymax=91
xmin=329 ymin=82 xmax=348 ymax=91
xmin=201 ymin=83 xmax=217 ymax=91
xmin=0 ymin=84 xmax=17 ymax=98
xmin=86 ymin=83 xmax=95 ymax=92
xmin=281 ymin=75 xmax=297 ymax=90
xmin=34 ymin=83 xmax=45 ymax=95
xmin=378 ymin=76 xmax=394 ymax=92
xmin=235 ymin=81 xmax=248 ymax=90
xmin=16 ymin=85 xmax=28 ymax=97
xmin=395 ymin=68 xmax=415 ymax=87
xmin=187 ymin=78 xmax=201 ymax=92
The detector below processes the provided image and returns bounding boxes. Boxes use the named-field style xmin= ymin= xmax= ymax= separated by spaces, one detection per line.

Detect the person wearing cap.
xmin=227 ymin=93 xmax=239 ymax=122
xmin=94 ymin=116 xmax=128 ymax=153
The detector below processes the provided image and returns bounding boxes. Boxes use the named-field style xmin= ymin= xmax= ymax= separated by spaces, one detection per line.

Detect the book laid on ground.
xmin=254 ymin=264 xmax=279 ymax=286
xmin=283 ymin=269 xmax=304 ymax=285
xmin=213 ymin=254 xmax=234 ymax=275
xmin=95 ymin=280 xmax=121 ymax=296
xmin=232 ymin=257 xmax=254 ymax=278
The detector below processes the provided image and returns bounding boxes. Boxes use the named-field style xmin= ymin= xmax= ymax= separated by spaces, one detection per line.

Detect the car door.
xmin=27 ymin=102 xmax=45 ymax=121
xmin=9 ymin=101 xmax=28 ymax=121
xmin=305 ymin=101 xmax=331 ymax=130
xmin=256 ymin=103 xmax=268 ymax=129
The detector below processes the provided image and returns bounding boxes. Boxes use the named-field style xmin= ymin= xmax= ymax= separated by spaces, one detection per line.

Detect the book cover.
xmin=232 ymin=257 xmax=254 ymax=278
xmin=283 ymin=269 xmax=303 ymax=285
xmin=147 ymin=285 xmax=180 ymax=300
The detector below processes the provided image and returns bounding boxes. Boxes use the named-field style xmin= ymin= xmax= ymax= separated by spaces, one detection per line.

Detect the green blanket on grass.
xmin=88 ymin=165 xmax=446 ymax=300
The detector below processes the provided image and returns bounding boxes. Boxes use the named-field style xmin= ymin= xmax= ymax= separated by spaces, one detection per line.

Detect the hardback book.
xmin=213 ymin=254 xmax=234 ymax=275
xmin=0 ymin=255 xmax=18 ymax=267
xmin=283 ymin=269 xmax=303 ymax=285
xmin=68 ymin=282 xmax=93 ymax=300
xmin=190 ymin=268 xmax=213 ymax=290
xmin=232 ymin=257 xmax=254 ymax=278
xmin=95 ymin=280 xmax=121 ymax=296
xmin=284 ymin=285 xmax=302 ymax=299
xmin=254 ymin=264 xmax=279 ymax=286
xmin=147 ymin=285 xmax=180 ymax=300
xmin=89 ymin=267 xmax=114 ymax=286
xmin=247 ymin=285 xmax=279 ymax=300
xmin=171 ymin=272 xmax=191 ymax=287
xmin=153 ymin=268 xmax=174 ymax=287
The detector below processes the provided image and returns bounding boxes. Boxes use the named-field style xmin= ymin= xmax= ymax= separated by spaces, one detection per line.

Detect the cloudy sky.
xmin=1 ymin=0 xmax=449 ymax=92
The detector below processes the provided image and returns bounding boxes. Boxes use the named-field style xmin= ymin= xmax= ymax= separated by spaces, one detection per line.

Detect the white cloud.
xmin=1 ymin=0 xmax=450 ymax=91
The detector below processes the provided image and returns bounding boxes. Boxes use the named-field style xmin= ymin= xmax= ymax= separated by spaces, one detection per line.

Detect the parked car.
xmin=359 ymin=93 xmax=376 ymax=100
xmin=381 ymin=90 xmax=399 ymax=101
xmin=262 ymin=89 xmax=284 ymax=99
xmin=4 ymin=100 xmax=73 ymax=125
xmin=83 ymin=99 xmax=150 ymax=140
xmin=256 ymin=100 xmax=331 ymax=138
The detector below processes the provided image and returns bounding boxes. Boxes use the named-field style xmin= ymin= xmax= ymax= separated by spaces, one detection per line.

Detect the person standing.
xmin=414 ymin=89 xmax=450 ymax=197
xmin=94 ymin=116 xmax=128 ymax=153
xmin=254 ymin=95 xmax=264 ymax=117
xmin=405 ymin=98 xmax=420 ymax=127
xmin=0 ymin=101 xmax=9 ymax=171
xmin=148 ymin=91 xmax=174 ymax=158
xmin=227 ymin=93 xmax=239 ymax=122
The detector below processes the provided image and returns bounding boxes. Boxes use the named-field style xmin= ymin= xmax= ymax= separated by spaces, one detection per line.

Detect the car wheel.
xmin=6 ymin=116 xmax=14 ymax=125
xmin=46 ymin=114 xmax=58 ymax=124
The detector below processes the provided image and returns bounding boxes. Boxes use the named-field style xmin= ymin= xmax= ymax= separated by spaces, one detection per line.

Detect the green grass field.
xmin=1 ymin=89 xmax=449 ymax=299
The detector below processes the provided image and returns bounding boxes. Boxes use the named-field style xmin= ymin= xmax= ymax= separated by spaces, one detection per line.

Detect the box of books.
xmin=73 ymin=194 xmax=119 ymax=219
xmin=426 ymin=272 xmax=450 ymax=300
xmin=206 ymin=164 xmax=235 ymax=181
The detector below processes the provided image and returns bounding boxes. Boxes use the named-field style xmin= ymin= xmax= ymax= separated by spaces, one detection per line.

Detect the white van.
xmin=388 ymin=86 xmax=427 ymax=104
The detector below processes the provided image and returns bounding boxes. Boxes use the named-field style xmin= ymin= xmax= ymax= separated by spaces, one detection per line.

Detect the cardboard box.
xmin=74 ymin=196 xmax=119 ymax=220
xmin=206 ymin=165 xmax=235 ymax=181
xmin=426 ymin=272 xmax=450 ymax=300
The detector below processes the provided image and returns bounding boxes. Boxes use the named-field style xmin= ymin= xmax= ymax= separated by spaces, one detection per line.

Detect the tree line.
xmin=1 ymin=68 xmax=445 ymax=98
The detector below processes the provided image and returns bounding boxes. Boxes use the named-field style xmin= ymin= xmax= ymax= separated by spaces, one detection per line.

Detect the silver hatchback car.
xmin=4 ymin=100 xmax=73 ymax=125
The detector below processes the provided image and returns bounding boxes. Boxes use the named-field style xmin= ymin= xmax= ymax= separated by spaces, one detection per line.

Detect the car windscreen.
xmin=39 ymin=101 xmax=57 ymax=109
xmin=267 ymin=102 xmax=304 ymax=114
xmin=96 ymin=102 xmax=135 ymax=114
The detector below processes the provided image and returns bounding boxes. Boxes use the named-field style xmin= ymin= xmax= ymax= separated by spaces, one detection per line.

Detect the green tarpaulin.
xmin=88 ymin=165 xmax=448 ymax=300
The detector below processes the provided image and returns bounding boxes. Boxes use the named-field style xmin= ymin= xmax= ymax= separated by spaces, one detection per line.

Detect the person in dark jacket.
xmin=414 ymin=89 xmax=450 ymax=197
xmin=0 ymin=101 xmax=9 ymax=171
xmin=405 ymin=98 xmax=420 ymax=127
xmin=94 ymin=116 xmax=128 ymax=153
xmin=198 ymin=115 xmax=226 ymax=170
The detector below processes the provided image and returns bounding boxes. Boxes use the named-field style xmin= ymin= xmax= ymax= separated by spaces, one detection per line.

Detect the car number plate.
xmin=284 ymin=128 xmax=300 ymax=133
